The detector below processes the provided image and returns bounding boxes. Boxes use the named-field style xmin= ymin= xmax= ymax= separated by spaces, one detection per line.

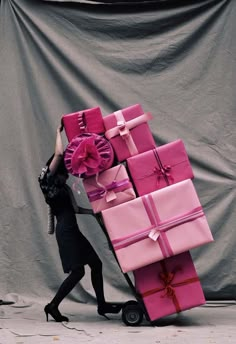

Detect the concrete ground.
xmin=0 ymin=297 xmax=235 ymax=344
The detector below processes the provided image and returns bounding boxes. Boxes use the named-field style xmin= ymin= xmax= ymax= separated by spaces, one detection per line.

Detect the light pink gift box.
xmin=127 ymin=139 xmax=194 ymax=196
xmin=83 ymin=164 xmax=136 ymax=213
xmin=62 ymin=107 xmax=105 ymax=142
xmin=134 ymin=252 xmax=206 ymax=321
xmin=103 ymin=104 xmax=156 ymax=162
xmin=101 ymin=179 xmax=214 ymax=273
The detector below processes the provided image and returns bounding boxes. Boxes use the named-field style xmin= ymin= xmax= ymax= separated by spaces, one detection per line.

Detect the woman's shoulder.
xmin=38 ymin=165 xmax=54 ymax=186
xmin=38 ymin=165 xmax=57 ymax=198
xmin=38 ymin=165 xmax=49 ymax=182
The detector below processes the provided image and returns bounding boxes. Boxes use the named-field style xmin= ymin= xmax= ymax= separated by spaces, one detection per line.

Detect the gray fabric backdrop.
xmin=0 ymin=0 xmax=235 ymax=303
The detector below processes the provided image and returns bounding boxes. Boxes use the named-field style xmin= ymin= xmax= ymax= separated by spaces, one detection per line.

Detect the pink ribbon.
xmin=87 ymin=179 xmax=132 ymax=202
xmin=78 ymin=112 xmax=87 ymax=132
xmin=112 ymin=194 xmax=204 ymax=259
xmin=152 ymin=149 xmax=174 ymax=186
xmin=153 ymin=165 xmax=174 ymax=186
xmin=105 ymin=111 xmax=152 ymax=156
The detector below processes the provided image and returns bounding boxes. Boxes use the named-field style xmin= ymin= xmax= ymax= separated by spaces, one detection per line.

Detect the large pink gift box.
xmin=62 ymin=107 xmax=105 ymax=142
xmin=127 ymin=139 xmax=194 ymax=196
xmin=134 ymin=252 xmax=206 ymax=321
xmin=101 ymin=179 xmax=214 ymax=273
xmin=103 ymin=104 xmax=156 ymax=162
xmin=83 ymin=164 xmax=136 ymax=213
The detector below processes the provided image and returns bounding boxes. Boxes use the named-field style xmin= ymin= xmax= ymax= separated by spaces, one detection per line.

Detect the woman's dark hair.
xmin=46 ymin=154 xmax=68 ymax=176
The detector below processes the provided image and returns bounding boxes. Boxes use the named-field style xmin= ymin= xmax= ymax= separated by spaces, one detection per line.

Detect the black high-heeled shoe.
xmin=44 ymin=303 xmax=69 ymax=322
xmin=97 ymin=302 xmax=123 ymax=320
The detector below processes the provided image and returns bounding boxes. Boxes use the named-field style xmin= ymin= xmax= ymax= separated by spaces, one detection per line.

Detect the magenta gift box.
xmin=134 ymin=252 xmax=206 ymax=321
xmin=103 ymin=104 xmax=156 ymax=162
xmin=83 ymin=164 xmax=136 ymax=213
xmin=101 ymin=179 xmax=214 ymax=273
xmin=127 ymin=139 xmax=194 ymax=196
xmin=62 ymin=107 xmax=105 ymax=142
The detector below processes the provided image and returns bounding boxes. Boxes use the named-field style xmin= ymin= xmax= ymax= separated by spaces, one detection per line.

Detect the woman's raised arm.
xmin=49 ymin=124 xmax=64 ymax=175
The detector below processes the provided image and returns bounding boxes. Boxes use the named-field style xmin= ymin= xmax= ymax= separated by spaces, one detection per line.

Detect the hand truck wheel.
xmin=121 ymin=301 xmax=144 ymax=326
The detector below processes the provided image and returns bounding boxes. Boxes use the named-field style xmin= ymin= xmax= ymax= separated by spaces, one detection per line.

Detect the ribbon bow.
xmin=159 ymin=272 xmax=176 ymax=298
xmin=99 ymin=181 xmax=118 ymax=203
xmin=153 ymin=165 xmax=173 ymax=185
xmin=78 ymin=112 xmax=87 ymax=132
xmin=105 ymin=189 xmax=117 ymax=202
xmin=87 ymin=177 xmax=131 ymax=203
xmin=71 ymin=137 xmax=101 ymax=175
xmin=90 ymin=187 xmax=117 ymax=203
xmin=117 ymin=120 xmax=130 ymax=139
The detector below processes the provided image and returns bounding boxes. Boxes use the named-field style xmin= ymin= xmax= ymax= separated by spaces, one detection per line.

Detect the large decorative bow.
xmin=71 ymin=137 xmax=101 ymax=175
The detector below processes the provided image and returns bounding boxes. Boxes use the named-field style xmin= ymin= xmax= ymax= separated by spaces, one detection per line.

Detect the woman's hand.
xmin=57 ymin=123 xmax=64 ymax=133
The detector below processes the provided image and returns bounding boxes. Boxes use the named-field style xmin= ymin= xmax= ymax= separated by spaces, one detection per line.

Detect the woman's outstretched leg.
xmin=45 ymin=266 xmax=85 ymax=322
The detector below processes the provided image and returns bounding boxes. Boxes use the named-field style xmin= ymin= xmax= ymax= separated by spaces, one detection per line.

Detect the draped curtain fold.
xmin=42 ymin=0 xmax=209 ymax=5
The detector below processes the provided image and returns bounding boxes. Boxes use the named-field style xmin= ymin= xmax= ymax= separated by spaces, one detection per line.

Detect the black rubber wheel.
xmin=122 ymin=302 xmax=144 ymax=326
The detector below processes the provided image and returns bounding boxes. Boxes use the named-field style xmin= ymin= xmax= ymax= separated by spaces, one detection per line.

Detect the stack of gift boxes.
xmin=62 ymin=104 xmax=214 ymax=322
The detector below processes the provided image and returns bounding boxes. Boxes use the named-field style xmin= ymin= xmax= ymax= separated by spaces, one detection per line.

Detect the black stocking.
xmin=50 ymin=266 xmax=85 ymax=307
xmin=88 ymin=257 xmax=106 ymax=307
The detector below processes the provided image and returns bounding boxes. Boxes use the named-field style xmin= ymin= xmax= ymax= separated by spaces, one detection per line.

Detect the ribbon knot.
xmin=153 ymin=165 xmax=173 ymax=185
xmin=117 ymin=120 xmax=130 ymax=139
xmin=99 ymin=182 xmax=117 ymax=203
xmin=148 ymin=228 xmax=161 ymax=241
xmin=159 ymin=272 xmax=176 ymax=298
xmin=163 ymin=285 xmax=175 ymax=298
xmin=105 ymin=189 xmax=117 ymax=202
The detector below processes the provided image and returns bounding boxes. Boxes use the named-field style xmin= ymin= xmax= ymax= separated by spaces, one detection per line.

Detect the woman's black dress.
xmin=38 ymin=166 xmax=98 ymax=273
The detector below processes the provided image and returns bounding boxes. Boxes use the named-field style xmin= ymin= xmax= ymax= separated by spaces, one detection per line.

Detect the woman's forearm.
xmin=48 ymin=126 xmax=64 ymax=175
xmin=54 ymin=126 xmax=64 ymax=156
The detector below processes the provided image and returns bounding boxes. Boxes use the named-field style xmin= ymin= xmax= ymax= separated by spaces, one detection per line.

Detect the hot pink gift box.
xmin=101 ymin=179 xmax=214 ymax=273
xmin=127 ymin=139 xmax=194 ymax=196
xmin=83 ymin=164 xmax=136 ymax=213
xmin=134 ymin=252 xmax=206 ymax=321
xmin=103 ymin=104 xmax=156 ymax=162
xmin=62 ymin=107 xmax=105 ymax=142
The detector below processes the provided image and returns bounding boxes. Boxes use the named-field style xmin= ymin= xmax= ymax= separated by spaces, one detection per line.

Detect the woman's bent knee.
xmin=71 ymin=266 xmax=85 ymax=279
xmin=88 ymin=257 xmax=103 ymax=271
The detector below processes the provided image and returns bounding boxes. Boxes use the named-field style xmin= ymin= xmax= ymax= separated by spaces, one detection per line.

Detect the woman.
xmin=38 ymin=124 xmax=121 ymax=322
